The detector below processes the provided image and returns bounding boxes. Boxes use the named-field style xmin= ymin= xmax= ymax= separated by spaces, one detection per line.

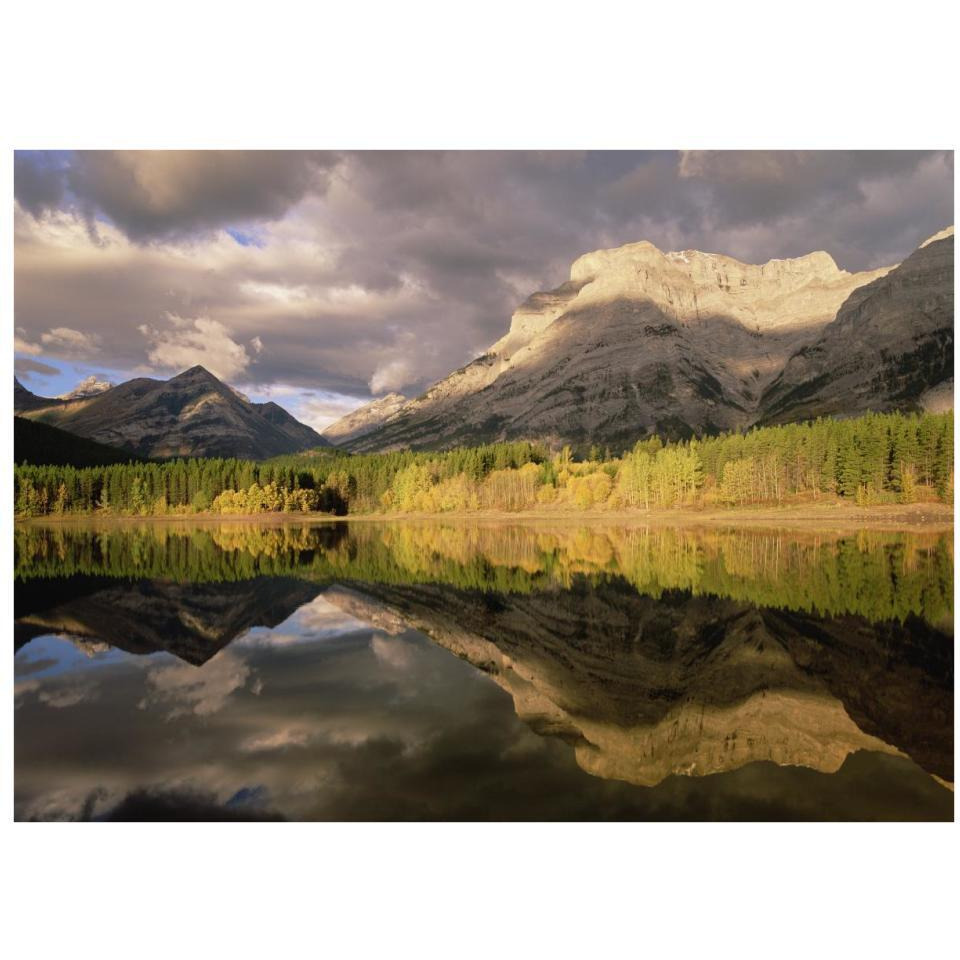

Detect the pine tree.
xmin=837 ymin=427 xmax=862 ymax=499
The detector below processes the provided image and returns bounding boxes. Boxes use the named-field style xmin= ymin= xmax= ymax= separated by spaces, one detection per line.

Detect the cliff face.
xmin=13 ymin=365 xmax=329 ymax=460
xmin=761 ymin=228 xmax=954 ymax=424
xmin=348 ymin=231 xmax=951 ymax=451
xmin=321 ymin=392 xmax=407 ymax=446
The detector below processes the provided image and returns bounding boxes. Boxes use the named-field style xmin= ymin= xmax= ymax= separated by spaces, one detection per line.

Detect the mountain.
xmin=57 ymin=375 xmax=114 ymax=400
xmin=14 ymin=416 xmax=136 ymax=466
xmin=348 ymin=231 xmax=952 ymax=452
xmin=13 ymin=365 xmax=329 ymax=460
xmin=253 ymin=400 xmax=329 ymax=451
xmin=760 ymin=227 xmax=954 ymax=424
xmin=14 ymin=378 xmax=53 ymax=413
xmin=321 ymin=392 xmax=407 ymax=445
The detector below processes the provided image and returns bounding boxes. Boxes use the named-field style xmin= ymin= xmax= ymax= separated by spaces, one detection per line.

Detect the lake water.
xmin=14 ymin=520 xmax=954 ymax=821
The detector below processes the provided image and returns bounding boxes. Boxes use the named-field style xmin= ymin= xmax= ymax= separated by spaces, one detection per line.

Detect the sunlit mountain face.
xmin=14 ymin=521 xmax=954 ymax=821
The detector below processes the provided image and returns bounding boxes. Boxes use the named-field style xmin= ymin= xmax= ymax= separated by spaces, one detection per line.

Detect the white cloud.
xmin=139 ymin=648 xmax=253 ymax=719
xmin=39 ymin=682 xmax=100 ymax=709
xmin=370 ymin=635 xmax=415 ymax=671
xmin=17 ymin=676 xmax=101 ymax=709
xmin=240 ymin=280 xmax=311 ymax=302
xmin=240 ymin=382 xmax=368 ymax=431
xmin=14 ymin=327 xmax=42 ymax=355
xmin=58 ymin=375 xmax=113 ymax=399
xmin=140 ymin=314 xmax=253 ymax=381
xmin=39 ymin=326 xmax=101 ymax=357
xmin=240 ymin=726 xmax=311 ymax=753
xmin=369 ymin=358 xmax=413 ymax=394
xmin=294 ymin=394 xmax=368 ymax=431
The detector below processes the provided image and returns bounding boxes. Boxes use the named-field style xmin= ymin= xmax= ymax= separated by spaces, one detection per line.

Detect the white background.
xmin=1 ymin=2 xmax=957 ymax=957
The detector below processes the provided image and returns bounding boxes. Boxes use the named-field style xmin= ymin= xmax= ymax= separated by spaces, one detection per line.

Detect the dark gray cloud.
xmin=13 ymin=150 xmax=954 ymax=418
xmin=18 ymin=150 xmax=339 ymax=241
xmin=13 ymin=153 xmax=67 ymax=217
xmin=15 ymin=357 xmax=61 ymax=379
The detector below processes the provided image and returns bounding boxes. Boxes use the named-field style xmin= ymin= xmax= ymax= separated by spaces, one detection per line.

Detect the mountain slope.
xmin=253 ymin=400 xmax=328 ymax=451
xmin=349 ymin=240 xmax=895 ymax=451
xmin=14 ymin=366 xmax=329 ymax=460
xmin=14 ymin=378 xmax=54 ymax=413
xmin=321 ymin=392 xmax=407 ymax=445
xmin=760 ymin=228 xmax=954 ymax=424
xmin=14 ymin=416 xmax=137 ymax=466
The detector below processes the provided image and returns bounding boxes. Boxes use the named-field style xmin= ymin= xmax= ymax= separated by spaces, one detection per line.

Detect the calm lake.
xmin=14 ymin=520 xmax=954 ymax=821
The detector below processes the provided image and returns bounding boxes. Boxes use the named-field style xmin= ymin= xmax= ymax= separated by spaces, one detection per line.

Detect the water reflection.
xmin=14 ymin=521 xmax=954 ymax=820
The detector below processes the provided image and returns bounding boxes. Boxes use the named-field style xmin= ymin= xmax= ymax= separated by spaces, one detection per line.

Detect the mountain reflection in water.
xmin=14 ymin=521 xmax=954 ymax=821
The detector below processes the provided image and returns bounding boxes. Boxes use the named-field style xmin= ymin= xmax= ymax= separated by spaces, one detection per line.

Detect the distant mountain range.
xmin=14 ymin=365 xmax=329 ymax=460
xmin=328 ymin=227 xmax=953 ymax=451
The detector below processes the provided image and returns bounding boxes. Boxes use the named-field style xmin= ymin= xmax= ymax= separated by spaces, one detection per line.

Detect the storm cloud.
xmin=17 ymin=150 xmax=337 ymax=241
xmin=13 ymin=150 xmax=953 ymax=427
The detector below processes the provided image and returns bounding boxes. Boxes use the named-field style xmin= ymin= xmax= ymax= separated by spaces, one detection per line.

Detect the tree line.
xmin=14 ymin=410 xmax=953 ymax=517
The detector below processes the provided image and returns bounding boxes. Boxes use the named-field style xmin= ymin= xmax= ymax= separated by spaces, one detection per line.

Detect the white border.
xmin=1 ymin=2 xmax=957 ymax=958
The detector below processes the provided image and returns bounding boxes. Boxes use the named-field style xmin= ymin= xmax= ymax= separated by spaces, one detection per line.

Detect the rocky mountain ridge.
xmin=13 ymin=365 xmax=329 ymax=460
xmin=321 ymin=392 xmax=407 ymax=445
xmin=761 ymin=227 xmax=954 ymax=423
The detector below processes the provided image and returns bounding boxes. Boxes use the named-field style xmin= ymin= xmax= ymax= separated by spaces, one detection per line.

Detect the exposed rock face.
xmin=14 ymin=365 xmax=329 ymax=459
xmin=349 ymin=232 xmax=952 ymax=451
xmin=58 ymin=375 xmax=114 ymax=400
xmin=321 ymin=392 xmax=407 ymax=446
xmin=761 ymin=228 xmax=954 ymax=424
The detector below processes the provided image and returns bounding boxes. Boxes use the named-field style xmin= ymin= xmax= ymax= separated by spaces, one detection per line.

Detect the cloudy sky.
xmin=14 ymin=150 xmax=954 ymax=429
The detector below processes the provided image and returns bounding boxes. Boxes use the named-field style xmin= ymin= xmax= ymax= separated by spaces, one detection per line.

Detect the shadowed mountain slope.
xmin=761 ymin=228 xmax=954 ymax=423
xmin=14 ymin=416 xmax=137 ymax=466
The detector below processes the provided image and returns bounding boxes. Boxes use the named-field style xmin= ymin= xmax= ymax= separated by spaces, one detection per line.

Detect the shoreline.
xmin=15 ymin=501 xmax=954 ymax=532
